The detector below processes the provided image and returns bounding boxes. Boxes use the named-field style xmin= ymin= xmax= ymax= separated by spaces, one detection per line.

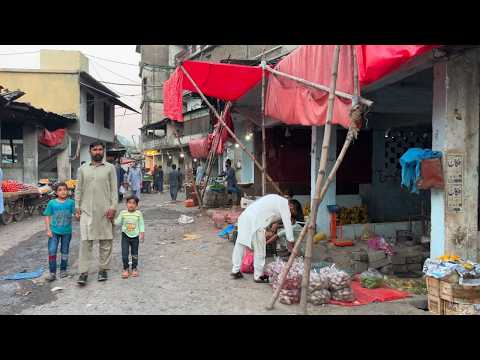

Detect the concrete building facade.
xmin=0 ymin=50 xmax=136 ymax=181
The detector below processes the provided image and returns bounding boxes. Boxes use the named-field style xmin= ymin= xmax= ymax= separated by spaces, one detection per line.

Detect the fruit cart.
xmin=2 ymin=188 xmax=42 ymax=224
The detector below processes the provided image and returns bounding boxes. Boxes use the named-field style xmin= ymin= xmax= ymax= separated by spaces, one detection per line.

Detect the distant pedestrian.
xmin=43 ymin=182 xmax=76 ymax=282
xmin=115 ymin=160 xmax=126 ymax=203
xmin=0 ymin=167 xmax=4 ymax=215
xmin=168 ymin=164 xmax=180 ymax=201
xmin=153 ymin=165 xmax=164 ymax=193
xmin=195 ymin=162 xmax=204 ymax=185
xmin=115 ymin=195 xmax=145 ymax=279
xmin=75 ymin=142 xmax=118 ymax=286
xmin=128 ymin=162 xmax=142 ymax=199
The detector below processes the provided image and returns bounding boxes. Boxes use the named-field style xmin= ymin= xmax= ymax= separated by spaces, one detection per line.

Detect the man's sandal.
xmin=254 ymin=275 xmax=269 ymax=283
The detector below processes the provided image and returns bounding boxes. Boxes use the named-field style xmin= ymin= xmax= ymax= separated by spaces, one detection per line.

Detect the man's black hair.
xmin=89 ymin=141 xmax=105 ymax=150
xmin=81 ymin=161 xmax=86 ymax=165
xmin=172 ymin=164 xmax=176 ymax=169
xmin=225 ymin=159 xmax=232 ymax=165
xmin=288 ymin=199 xmax=304 ymax=222
xmin=125 ymin=195 xmax=139 ymax=205
xmin=55 ymin=182 xmax=68 ymax=193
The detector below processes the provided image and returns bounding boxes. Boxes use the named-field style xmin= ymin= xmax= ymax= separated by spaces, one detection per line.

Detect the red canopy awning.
xmin=265 ymin=45 xmax=440 ymax=129
xmin=356 ymin=45 xmax=438 ymax=86
xmin=163 ymin=60 xmax=263 ymax=122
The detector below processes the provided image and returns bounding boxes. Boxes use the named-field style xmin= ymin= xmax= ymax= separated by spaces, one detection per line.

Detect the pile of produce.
xmin=339 ymin=205 xmax=368 ymax=225
xmin=308 ymin=271 xmax=331 ymax=305
xmin=1 ymin=180 xmax=37 ymax=193
xmin=360 ymin=269 xmax=385 ymax=289
xmin=65 ymin=179 xmax=77 ymax=189
xmin=319 ymin=265 xmax=356 ymax=302
xmin=266 ymin=257 xmax=304 ymax=305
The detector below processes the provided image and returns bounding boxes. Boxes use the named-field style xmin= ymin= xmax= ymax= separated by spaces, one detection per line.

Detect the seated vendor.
xmin=268 ymin=215 xmax=304 ymax=256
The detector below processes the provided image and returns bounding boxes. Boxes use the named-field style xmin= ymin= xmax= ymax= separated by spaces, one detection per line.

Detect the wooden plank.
xmin=440 ymin=281 xmax=480 ymax=304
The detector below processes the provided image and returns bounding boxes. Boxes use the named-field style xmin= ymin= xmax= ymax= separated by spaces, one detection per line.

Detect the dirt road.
xmin=0 ymin=191 xmax=427 ymax=315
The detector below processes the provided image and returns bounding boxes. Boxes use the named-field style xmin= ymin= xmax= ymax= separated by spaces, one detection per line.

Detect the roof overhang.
xmin=79 ymin=71 xmax=140 ymax=113
xmin=0 ymin=96 xmax=77 ymax=131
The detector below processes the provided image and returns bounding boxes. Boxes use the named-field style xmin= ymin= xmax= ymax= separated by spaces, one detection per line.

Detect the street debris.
xmin=0 ymin=267 xmax=44 ymax=281
xmin=178 ymin=215 xmax=194 ymax=224
xmin=51 ymin=287 xmax=63 ymax=293
xmin=183 ymin=233 xmax=201 ymax=241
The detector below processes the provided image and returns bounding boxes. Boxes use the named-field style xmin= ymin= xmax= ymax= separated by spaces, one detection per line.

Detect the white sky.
xmin=0 ymin=45 xmax=142 ymax=142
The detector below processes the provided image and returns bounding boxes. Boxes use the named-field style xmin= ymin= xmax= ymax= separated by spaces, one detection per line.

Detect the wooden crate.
xmin=426 ymin=276 xmax=441 ymax=297
xmin=427 ymin=294 xmax=443 ymax=314
xmin=443 ymin=300 xmax=480 ymax=315
xmin=440 ymin=281 xmax=480 ymax=304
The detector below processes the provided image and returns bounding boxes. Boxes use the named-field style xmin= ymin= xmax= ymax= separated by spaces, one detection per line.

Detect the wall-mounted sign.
xmin=446 ymin=153 xmax=464 ymax=212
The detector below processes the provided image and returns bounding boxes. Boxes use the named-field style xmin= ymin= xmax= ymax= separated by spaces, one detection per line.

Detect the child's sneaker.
xmin=121 ymin=270 xmax=130 ymax=279
xmin=131 ymin=269 xmax=139 ymax=277
xmin=46 ymin=273 xmax=56 ymax=282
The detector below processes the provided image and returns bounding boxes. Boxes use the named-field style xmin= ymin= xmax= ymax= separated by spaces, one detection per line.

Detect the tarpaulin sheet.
xmin=329 ymin=280 xmax=411 ymax=307
xmin=189 ymin=137 xmax=210 ymax=159
xmin=265 ymin=45 xmax=439 ymax=128
xmin=265 ymin=45 xmax=356 ymax=129
xmin=207 ymin=109 xmax=234 ymax=155
xmin=356 ymin=45 xmax=439 ymax=86
xmin=163 ymin=61 xmax=263 ymax=122
xmin=38 ymin=128 xmax=66 ymax=148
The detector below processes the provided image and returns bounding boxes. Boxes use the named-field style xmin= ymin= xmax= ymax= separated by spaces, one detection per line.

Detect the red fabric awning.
xmin=163 ymin=60 xmax=263 ymax=122
xmin=266 ymin=45 xmax=440 ymax=129
xmin=265 ymin=45 xmax=356 ymax=129
xmin=356 ymin=45 xmax=439 ymax=86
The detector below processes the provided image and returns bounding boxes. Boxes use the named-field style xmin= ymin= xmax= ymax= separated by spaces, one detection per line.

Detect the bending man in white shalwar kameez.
xmin=231 ymin=194 xmax=294 ymax=282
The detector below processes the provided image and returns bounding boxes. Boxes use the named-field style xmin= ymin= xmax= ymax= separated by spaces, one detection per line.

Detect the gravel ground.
xmin=0 ymin=191 xmax=428 ymax=315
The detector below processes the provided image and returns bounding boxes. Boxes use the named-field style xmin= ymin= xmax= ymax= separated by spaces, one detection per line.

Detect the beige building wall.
xmin=0 ymin=70 xmax=81 ymax=117
xmin=40 ymin=49 xmax=89 ymax=73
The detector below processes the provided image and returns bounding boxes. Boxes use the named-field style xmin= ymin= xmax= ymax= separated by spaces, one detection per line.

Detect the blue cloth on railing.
xmin=400 ymin=148 xmax=442 ymax=194
xmin=0 ymin=267 xmax=44 ymax=281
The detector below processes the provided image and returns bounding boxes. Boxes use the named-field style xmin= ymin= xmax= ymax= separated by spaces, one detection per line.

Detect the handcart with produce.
xmin=1 ymin=180 xmax=42 ymax=224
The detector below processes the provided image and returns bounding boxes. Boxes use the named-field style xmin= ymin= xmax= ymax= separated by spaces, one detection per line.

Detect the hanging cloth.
xmin=400 ymin=148 xmax=442 ymax=194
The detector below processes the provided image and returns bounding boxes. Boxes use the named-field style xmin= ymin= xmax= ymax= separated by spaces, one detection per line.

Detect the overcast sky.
xmin=0 ymin=45 xmax=142 ymax=142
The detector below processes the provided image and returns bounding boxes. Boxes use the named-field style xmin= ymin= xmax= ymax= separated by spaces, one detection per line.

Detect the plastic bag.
xmin=279 ymin=289 xmax=301 ymax=305
xmin=119 ymin=185 xmax=126 ymax=194
xmin=331 ymin=287 xmax=356 ymax=302
xmin=309 ymin=270 xmax=330 ymax=291
xmin=270 ymin=257 xmax=304 ymax=290
xmin=240 ymin=248 xmax=254 ymax=273
xmin=360 ymin=268 xmax=385 ymax=289
xmin=319 ymin=265 xmax=351 ymax=290
xmin=308 ymin=289 xmax=331 ymax=305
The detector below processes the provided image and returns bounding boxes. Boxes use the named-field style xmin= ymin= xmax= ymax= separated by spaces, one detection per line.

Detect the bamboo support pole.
xmin=170 ymin=121 xmax=202 ymax=207
xmin=265 ymin=66 xmax=373 ymax=107
xmin=266 ymin=45 xmax=341 ymax=311
xmin=180 ymin=64 xmax=283 ymax=196
xmin=200 ymin=104 xmax=231 ymax=204
xmin=261 ymin=61 xmax=267 ymax=196
xmin=299 ymin=45 xmax=341 ymax=314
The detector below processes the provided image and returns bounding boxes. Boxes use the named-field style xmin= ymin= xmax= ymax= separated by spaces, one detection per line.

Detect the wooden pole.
xmin=299 ymin=45 xmax=341 ymax=314
xmin=200 ymin=104 xmax=230 ymax=204
xmin=170 ymin=121 xmax=202 ymax=207
xmin=180 ymin=64 xmax=284 ymax=196
xmin=265 ymin=66 xmax=373 ymax=107
xmin=266 ymin=45 xmax=342 ymax=311
xmin=261 ymin=61 xmax=267 ymax=196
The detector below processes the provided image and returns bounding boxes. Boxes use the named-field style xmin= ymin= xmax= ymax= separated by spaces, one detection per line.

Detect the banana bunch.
xmin=437 ymin=254 xmax=461 ymax=262
xmin=339 ymin=206 xmax=368 ymax=225
xmin=65 ymin=179 xmax=78 ymax=189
